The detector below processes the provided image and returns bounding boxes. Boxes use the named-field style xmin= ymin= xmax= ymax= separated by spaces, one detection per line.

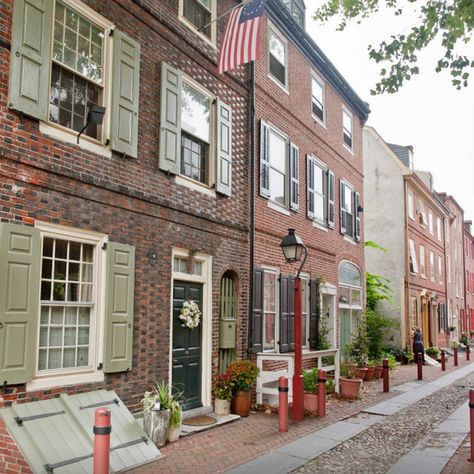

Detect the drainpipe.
xmin=247 ymin=61 xmax=256 ymax=358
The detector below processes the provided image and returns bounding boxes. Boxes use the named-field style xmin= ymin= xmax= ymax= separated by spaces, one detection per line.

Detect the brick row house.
xmin=363 ymin=127 xmax=450 ymax=349
xmin=465 ymin=221 xmax=474 ymax=333
xmin=251 ymin=0 xmax=370 ymax=401
xmin=0 ymin=0 xmax=254 ymax=428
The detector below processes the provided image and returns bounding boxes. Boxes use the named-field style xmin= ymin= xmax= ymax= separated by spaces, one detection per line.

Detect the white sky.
xmin=306 ymin=1 xmax=474 ymax=221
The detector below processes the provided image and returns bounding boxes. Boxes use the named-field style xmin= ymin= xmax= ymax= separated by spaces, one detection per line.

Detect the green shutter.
xmin=0 ymin=223 xmax=41 ymax=385
xmin=110 ymin=30 xmax=141 ymax=158
xmin=8 ymin=0 xmax=53 ymax=120
xmin=104 ymin=242 xmax=135 ymax=373
xmin=216 ymin=98 xmax=232 ymax=196
xmin=159 ymin=62 xmax=182 ymax=174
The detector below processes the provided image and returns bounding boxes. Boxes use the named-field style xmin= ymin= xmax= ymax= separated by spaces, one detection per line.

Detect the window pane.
xmin=343 ymin=185 xmax=353 ymax=211
xmin=343 ymin=110 xmax=352 ymax=131
xmin=312 ymin=79 xmax=323 ymax=108
xmin=181 ymin=132 xmax=208 ymax=184
xmin=183 ymin=0 xmax=212 ymax=38
xmin=181 ymin=83 xmax=211 ymax=143
xmin=263 ymin=313 xmax=275 ymax=351
xmin=269 ymin=130 xmax=286 ymax=172
xmin=339 ymin=262 xmax=361 ymax=287
xmin=269 ymin=30 xmax=285 ymax=65
xmin=315 ymin=164 xmax=324 ymax=191
xmin=263 ymin=273 xmax=276 ymax=312
xmin=269 ymin=168 xmax=285 ymax=206
xmin=315 ymin=195 xmax=324 ymax=221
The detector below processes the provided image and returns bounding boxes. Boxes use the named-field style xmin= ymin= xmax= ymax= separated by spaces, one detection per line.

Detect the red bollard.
xmin=454 ymin=347 xmax=458 ymax=366
xmin=93 ymin=408 xmax=111 ymax=474
xmin=417 ymin=353 xmax=423 ymax=380
xmin=469 ymin=390 xmax=474 ymax=462
xmin=467 ymin=345 xmax=471 ymax=361
xmin=278 ymin=376 xmax=288 ymax=433
xmin=317 ymin=369 xmax=326 ymax=418
xmin=382 ymin=358 xmax=389 ymax=393
xmin=441 ymin=350 xmax=446 ymax=371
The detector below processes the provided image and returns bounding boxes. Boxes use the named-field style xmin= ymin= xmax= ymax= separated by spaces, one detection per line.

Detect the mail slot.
xmin=219 ymin=319 xmax=236 ymax=349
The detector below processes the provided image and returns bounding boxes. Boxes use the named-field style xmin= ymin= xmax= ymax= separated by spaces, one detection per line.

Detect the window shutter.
xmin=110 ymin=30 xmax=140 ymax=158
xmin=104 ymin=242 xmax=135 ymax=373
xmin=327 ymin=170 xmax=335 ymax=228
xmin=216 ymin=98 xmax=232 ymax=196
xmin=279 ymin=275 xmax=290 ymax=353
xmin=288 ymin=276 xmax=295 ymax=351
xmin=306 ymin=155 xmax=315 ymax=219
xmin=259 ymin=120 xmax=270 ymax=197
xmin=159 ymin=62 xmax=182 ymax=174
xmin=289 ymin=143 xmax=299 ymax=211
xmin=323 ymin=167 xmax=328 ymax=223
xmin=8 ymin=0 xmax=53 ymax=121
xmin=252 ymin=268 xmax=264 ymax=353
xmin=0 ymin=223 xmax=41 ymax=385
xmin=339 ymin=180 xmax=346 ymax=235
xmin=309 ymin=280 xmax=320 ymax=350
xmin=355 ymin=191 xmax=361 ymax=241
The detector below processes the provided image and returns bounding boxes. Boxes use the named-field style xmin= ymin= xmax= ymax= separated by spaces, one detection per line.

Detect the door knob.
xmin=185 ymin=350 xmax=190 ymax=355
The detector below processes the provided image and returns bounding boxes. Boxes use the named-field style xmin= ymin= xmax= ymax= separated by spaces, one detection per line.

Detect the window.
xmin=418 ymin=201 xmax=428 ymax=226
xmin=430 ymin=251 xmax=435 ymax=282
xmin=49 ymin=1 xmax=106 ymax=141
xmin=409 ymin=239 xmax=418 ymax=274
xmin=181 ymin=81 xmax=212 ymax=184
xmin=409 ymin=297 xmax=418 ymax=329
xmin=263 ymin=271 xmax=277 ymax=351
xmin=420 ymin=245 xmax=426 ymax=277
xmin=311 ymin=159 xmax=326 ymax=223
xmin=447 ymin=255 xmax=451 ymax=283
xmin=268 ymin=128 xmax=288 ymax=206
xmin=268 ymin=27 xmax=287 ymax=88
xmin=282 ymin=0 xmax=305 ymax=28
xmin=301 ymin=277 xmax=309 ymax=348
xmin=311 ymin=76 xmax=325 ymax=123
xmin=307 ymin=156 xmax=335 ymax=227
xmin=437 ymin=217 xmax=442 ymax=241
xmin=408 ymin=191 xmax=414 ymax=220
xmin=342 ymin=108 xmax=353 ymax=150
xmin=340 ymin=181 xmax=361 ymax=240
xmin=180 ymin=0 xmax=216 ymax=43
xmin=438 ymin=256 xmax=443 ymax=284
xmin=428 ymin=209 xmax=434 ymax=234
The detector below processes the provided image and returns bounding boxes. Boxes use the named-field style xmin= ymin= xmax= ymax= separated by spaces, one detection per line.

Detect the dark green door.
xmin=172 ymin=281 xmax=203 ymax=410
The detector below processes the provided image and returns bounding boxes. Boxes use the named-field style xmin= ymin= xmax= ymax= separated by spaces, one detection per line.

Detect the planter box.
xmin=339 ymin=378 xmax=362 ymax=399
xmin=303 ymin=392 xmax=318 ymax=414
xmin=144 ymin=410 xmax=171 ymax=447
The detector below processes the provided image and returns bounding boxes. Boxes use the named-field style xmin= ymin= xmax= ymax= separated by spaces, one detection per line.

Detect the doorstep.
xmin=181 ymin=412 xmax=241 ymax=437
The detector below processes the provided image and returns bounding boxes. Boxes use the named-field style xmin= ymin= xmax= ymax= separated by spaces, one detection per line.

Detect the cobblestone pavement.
xmin=294 ymin=372 xmax=474 ymax=474
xmin=442 ymin=436 xmax=474 ymax=474
xmin=130 ymin=359 xmax=472 ymax=473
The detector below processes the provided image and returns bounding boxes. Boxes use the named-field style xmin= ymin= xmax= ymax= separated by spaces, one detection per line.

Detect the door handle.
xmin=185 ymin=350 xmax=190 ymax=355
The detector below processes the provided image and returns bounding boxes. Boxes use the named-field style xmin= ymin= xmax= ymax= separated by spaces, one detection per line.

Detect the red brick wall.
xmin=464 ymin=227 xmax=474 ymax=333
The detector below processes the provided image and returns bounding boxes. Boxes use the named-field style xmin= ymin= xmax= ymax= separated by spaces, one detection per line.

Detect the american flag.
xmin=217 ymin=0 xmax=266 ymax=75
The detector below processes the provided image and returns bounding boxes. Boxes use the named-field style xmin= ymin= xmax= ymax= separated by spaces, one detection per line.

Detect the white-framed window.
xmin=409 ymin=239 xmax=418 ymax=274
xmin=340 ymin=180 xmax=361 ymax=240
xmin=342 ymin=108 xmax=353 ymax=150
xmin=268 ymin=25 xmax=288 ymax=89
xmin=179 ymin=0 xmax=217 ymax=44
xmin=429 ymin=250 xmax=435 ymax=282
xmin=408 ymin=191 xmax=415 ymax=220
xmin=428 ymin=209 xmax=434 ymax=234
xmin=49 ymin=0 xmax=111 ymax=143
xmin=267 ymin=126 xmax=288 ymax=207
xmin=313 ymin=159 xmax=326 ymax=223
xmin=311 ymin=75 xmax=325 ymax=124
xmin=263 ymin=270 xmax=278 ymax=352
xmin=282 ymin=0 xmax=305 ymax=28
xmin=438 ymin=255 xmax=443 ymax=284
xmin=301 ymin=275 xmax=309 ymax=348
xmin=420 ymin=245 xmax=426 ymax=277
xmin=418 ymin=200 xmax=428 ymax=226
xmin=447 ymin=255 xmax=451 ymax=283
xmin=437 ymin=217 xmax=442 ymax=241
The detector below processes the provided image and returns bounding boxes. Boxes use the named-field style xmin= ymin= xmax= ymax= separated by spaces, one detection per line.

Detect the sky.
xmin=305 ymin=1 xmax=474 ymax=222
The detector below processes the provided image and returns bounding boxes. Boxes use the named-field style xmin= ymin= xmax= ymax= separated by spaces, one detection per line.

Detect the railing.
xmin=256 ymin=348 xmax=340 ymax=404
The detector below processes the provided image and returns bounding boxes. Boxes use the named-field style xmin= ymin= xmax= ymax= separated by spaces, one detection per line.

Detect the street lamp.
xmin=280 ymin=228 xmax=308 ymax=422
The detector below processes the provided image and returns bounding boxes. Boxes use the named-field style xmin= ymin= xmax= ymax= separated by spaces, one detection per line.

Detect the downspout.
xmin=247 ymin=60 xmax=256 ymax=358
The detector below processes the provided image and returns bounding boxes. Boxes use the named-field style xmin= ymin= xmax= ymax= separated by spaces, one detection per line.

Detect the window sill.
xmin=40 ymin=122 xmax=112 ymax=158
xmin=267 ymin=74 xmax=289 ymax=95
xmin=267 ymin=200 xmax=290 ymax=216
xmin=343 ymin=235 xmax=357 ymax=245
xmin=312 ymin=220 xmax=328 ymax=232
xmin=343 ymin=144 xmax=355 ymax=156
xmin=178 ymin=16 xmax=217 ymax=50
xmin=27 ymin=370 xmax=104 ymax=392
xmin=175 ymin=175 xmax=216 ymax=198
xmin=421 ymin=275 xmax=427 ymax=279
xmin=312 ymin=115 xmax=326 ymax=129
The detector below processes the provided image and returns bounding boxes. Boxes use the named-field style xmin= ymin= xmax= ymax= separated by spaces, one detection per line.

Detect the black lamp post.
xmin=280 ymin=228 xmax=308 ymax=422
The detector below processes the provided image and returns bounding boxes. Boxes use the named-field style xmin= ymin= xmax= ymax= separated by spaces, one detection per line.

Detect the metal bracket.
xmin=79 ymin=398 xmax=119 ymax=411
xmin=15 ymin=410 xmax=65 ymax=426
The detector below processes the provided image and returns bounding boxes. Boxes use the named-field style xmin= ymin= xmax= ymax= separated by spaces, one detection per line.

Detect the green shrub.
xmin=425 ymin=347 xmax=440 ymax=359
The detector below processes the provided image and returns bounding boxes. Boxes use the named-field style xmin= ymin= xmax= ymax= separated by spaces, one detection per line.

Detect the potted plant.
xmin=227 ymin=360 xmax=259 ymax=417
xmin=339 ymin=363 xmax=363 ymax=399
xmin=212 ymin=372 xmax=233 ymax=416
xmin=303 ymin=368 xmax=319 ymax=413
xmin=426 ymin=346 xmax=440 ymax=360
xmin=167 ymin=400 xmax=182 ymax=443
xmin=142 ymin=381 xmax=173 ymax=447
xmin=451 ymin=340 xmax=460 ymax=350
xmin=348 ymin=322 xmax=369 ymax=380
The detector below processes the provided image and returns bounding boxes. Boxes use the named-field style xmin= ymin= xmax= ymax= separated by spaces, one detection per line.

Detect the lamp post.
xmin=280 ymin=228 xmax=308 ymax=422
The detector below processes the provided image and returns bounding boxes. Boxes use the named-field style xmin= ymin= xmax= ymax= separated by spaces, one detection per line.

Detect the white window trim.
xmin=266 ymin=122 xmax=289 ymax=209
xmin=409 ymin=239 xmax=418 ymax=274
xmin=27 ymin=221 xmax=107 ymax=391
xmin=268 ymin=23 xmax=289 ymax=92
xmin=311 ymin=72 xmax=326 ymax=127
xmin=267 ymin=199 xmax=291 ymax=216
xmin=312 ymin=157 xmax=327 ymax=226
xmin=341 ymin=179 xmax=357 ymax=241
xmin=178 ymin=0 xmax=218 ymax=48
xmin=46 ymin=0 xmax=114 ymax=152
xmin=408 ymin=191 xmax=415 ymax=220
xmin=313 ymin=220 xmax=329 ymax=232
xmin=259 ymin=266 xmax=280 ymax=353
xmin=342 ymin=106 xmax=354 ymax=154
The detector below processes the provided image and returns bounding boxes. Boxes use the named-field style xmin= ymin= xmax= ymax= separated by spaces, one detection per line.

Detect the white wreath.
xmin=179 ymin=299 xmax=201 ymax=329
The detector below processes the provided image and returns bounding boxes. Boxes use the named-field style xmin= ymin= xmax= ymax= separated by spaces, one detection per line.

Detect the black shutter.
xmin=339 ymin=180 xmax=346 ymax=235
xmin=252 ymin=269 xmax=264 ymax=353
xmin=309 ymin=280 xmax=320 ymax=349
xmin=288 ymin=276 xmax=295 ymax=351
xmin=279 ymin=275 xmax=290 ymax=353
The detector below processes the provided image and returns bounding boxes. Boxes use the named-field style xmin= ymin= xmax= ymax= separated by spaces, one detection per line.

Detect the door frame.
xmin=170 ymin=248 xmax=213 ymax=408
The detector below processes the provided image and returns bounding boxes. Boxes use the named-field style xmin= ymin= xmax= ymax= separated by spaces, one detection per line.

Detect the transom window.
xmin=342 ymin=109 xmax=353 ymax=150
xmin=181 ymin=0 xmax=215 ymax=41
xmin=39 ymin=237 xmax=95 ymax=373
xmin=49 ymin=1 xmax=105 ymax=141
xmin=268 ymin=28 xmax=287 ymax=88
xmin=311 ymin=77 xmax=325 ymax=123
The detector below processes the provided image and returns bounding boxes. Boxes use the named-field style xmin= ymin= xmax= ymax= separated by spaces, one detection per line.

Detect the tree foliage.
xmin=313 ymin=0 xmax=474 ymax=93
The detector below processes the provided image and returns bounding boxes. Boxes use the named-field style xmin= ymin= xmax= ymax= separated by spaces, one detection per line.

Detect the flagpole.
xmin=198 ymin=0 xmax=252 ymax=32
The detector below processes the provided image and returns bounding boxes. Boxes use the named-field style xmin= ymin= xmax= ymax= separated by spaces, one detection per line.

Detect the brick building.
xmin=0 ymin=0 xmax=252 ymax=425
xmin=437 ymin=194 xmax=466 ymax=339
xmin=363 ymin=127 xmax=449 ymax=349
xmin=464 ymin=221 xmax=474 ymax=334
xmin=250 ymin=0 xmax=369 ymax=398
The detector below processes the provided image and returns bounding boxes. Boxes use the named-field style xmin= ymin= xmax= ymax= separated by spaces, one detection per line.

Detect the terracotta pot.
xmin=231 ymin=390 xmax=251 ymax=417
xmin=339 ymin=377 xmax=362 ymax=399
xmin=303 ymin=392 xmax=318 ymax=414
xmin=365 ymin=366 xmax=375 ymax=381
xmin=214 ymin=398 xmax=231 ymax=416
xmin=355 ymin=367 xmax=368 ymax=380
xmin=374 ymin=365 xmax=383 ymax=379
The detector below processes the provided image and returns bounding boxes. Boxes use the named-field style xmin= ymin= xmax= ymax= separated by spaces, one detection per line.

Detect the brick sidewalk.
xmin=131 ymin=358 xmax=473 ymax=474
xmin=442 ymin=436 xmax=474 ymax=474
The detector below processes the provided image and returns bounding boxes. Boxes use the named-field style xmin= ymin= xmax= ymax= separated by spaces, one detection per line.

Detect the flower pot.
xmin=214 ymin=398 xmax=231 ymax=416
xmin=374 ymin=365 xmax=383 ymax=379
xmin=304 ymin=392 xmax=318 ymax=414
xmin=339 ymin=377 xmax=362 ymax=399
xmin=144 ymin=410 xmax=170 ymax=447
xmin=167 ymin=423 xmax=181 ymax=443
xmin=365 ymin=366 xmax=375 ymax=381
xmin=231 ymin=390 xmax=251 ymax=417
xmin=355 ymin=367 xmax=368 ymax=380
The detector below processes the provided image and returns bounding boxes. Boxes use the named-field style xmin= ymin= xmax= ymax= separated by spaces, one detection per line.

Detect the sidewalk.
xmin=442 ymin=436 xmax=474 ymax=474
xmin=131 ymin=358 xmax=474 ymax=473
